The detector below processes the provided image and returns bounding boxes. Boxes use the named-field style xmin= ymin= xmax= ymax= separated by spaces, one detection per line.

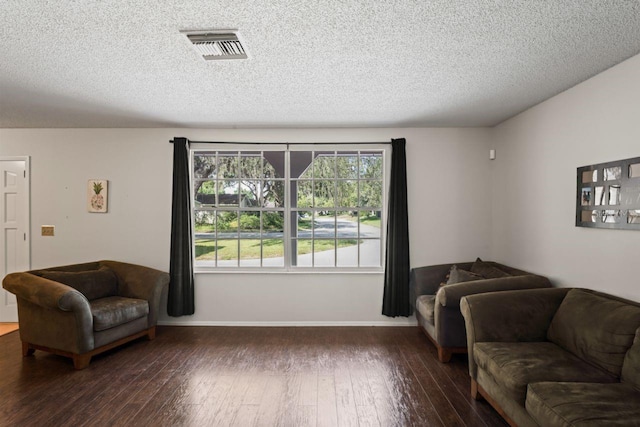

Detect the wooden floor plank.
xmin=0 ymin=326 xmax=508 ymax=426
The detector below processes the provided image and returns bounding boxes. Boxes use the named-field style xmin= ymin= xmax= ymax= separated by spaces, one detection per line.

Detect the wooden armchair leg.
xmin=147 ymin=326 xmax=156 ymax=340
xmin=22 ymin=342 xmax=35 ymax=357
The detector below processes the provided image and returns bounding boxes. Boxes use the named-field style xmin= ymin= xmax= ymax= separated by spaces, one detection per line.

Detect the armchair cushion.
xmin=40 ymin=267 xmax=118 ymax=301
xmin=90 ymin=296 xmax=149 ymax=332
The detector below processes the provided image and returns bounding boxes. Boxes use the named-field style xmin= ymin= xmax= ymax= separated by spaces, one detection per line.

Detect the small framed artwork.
xmin=88 ymin=179 xmax=108 ymax=213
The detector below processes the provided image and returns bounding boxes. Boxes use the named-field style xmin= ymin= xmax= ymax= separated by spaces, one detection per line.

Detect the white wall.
xmin=491 ymin=53 xmax=640 ymax=301
xmin=0 ymin=127 xmax=492 ymax=324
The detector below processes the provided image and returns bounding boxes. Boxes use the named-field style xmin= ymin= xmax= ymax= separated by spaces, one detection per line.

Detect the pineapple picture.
xmin=88 ymin=179 xmax=108 ymax=212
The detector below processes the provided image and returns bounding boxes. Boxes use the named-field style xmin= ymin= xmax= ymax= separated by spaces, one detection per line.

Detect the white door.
xmin=0 ymin=158 xmax=30 ymax=322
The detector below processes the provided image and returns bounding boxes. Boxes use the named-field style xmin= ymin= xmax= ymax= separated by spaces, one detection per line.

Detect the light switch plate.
xmin=41 ymin=225 xmax=55 ymax=236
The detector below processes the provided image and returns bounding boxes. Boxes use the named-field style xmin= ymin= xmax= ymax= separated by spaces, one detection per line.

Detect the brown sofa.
xmin=410 ymin=260 xmax=552 ymax=362
xmin=461 ymin=287 xmax=640 ymax=427
xmin=2 ymin=260 xmax=169 ymax=369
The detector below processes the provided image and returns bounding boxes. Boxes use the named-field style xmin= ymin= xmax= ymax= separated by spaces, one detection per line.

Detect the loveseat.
xmin=461 ymin=287 xmax=640 ymax=427
xmin=410 ymin=259 xmax=551 ymax=362
xmin=2 ymin=260 xmax=169 ymax=369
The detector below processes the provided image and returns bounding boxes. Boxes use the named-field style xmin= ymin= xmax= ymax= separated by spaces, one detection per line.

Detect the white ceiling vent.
xmin=182 ymin=30 xmax=248 ymax=61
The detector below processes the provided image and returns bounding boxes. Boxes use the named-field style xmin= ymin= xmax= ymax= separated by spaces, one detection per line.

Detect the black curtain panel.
xmin=168 ymin=137 xmax=195 ymax=316
xmin=382 ymin=138 xmax=411 ymax=317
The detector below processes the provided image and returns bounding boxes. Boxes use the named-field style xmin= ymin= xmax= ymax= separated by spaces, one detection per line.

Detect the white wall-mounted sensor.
xmin=489 ymin=149 xmax=496 ymax=160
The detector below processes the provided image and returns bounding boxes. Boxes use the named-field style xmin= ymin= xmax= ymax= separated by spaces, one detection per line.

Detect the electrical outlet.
xmin=41 ymin=225 xmax=55 ymax=236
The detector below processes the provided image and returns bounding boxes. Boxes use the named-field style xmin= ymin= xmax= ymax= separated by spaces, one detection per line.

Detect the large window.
xmin=192 ymin=145 xmax=386 ymax=270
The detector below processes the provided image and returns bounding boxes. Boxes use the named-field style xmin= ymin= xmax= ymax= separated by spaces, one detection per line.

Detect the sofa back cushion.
xmin=40 ymin=267 xmax=118 ymax=301
xmin=547 ymin=289 xmax=640 ymax=377
xmin=622 ymin=328 xmax=640 ymax=391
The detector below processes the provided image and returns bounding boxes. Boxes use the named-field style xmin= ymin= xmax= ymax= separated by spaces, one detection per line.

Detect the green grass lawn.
xmin=196 ymin=238 xmax=359 ymax=260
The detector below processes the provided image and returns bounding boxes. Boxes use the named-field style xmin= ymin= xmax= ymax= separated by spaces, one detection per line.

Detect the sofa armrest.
xmin=461 ymin=287 xmax=570 ymax=379
xmin=3 ymin=272 xmax=90 ymax=312
xmin=437 ymin=274 xmax=552 ymax=308
xmin=100 ymin=260 xmax=169 ymax=326
xmin=410 ymin=262 xmax=473 ymax=308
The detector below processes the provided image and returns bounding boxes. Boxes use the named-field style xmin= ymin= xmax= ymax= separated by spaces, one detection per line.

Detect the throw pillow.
xmin=446 ymin=265 xmax=484 ymax=285
xmin=470 ymin=257 xmax=510 ymax=279
xmin=40 ymin=267 xmax=118 ymax=301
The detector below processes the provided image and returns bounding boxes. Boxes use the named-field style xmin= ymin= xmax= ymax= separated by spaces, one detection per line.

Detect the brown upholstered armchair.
xmin=2 ymin=260 xmax=169 ymax=369
xmin=410 ymin=259 xmax=552 ymax=362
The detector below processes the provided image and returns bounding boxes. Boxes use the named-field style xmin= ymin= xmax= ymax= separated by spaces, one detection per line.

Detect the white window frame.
xmin=190 ymin=143 xmax=390 ymax=273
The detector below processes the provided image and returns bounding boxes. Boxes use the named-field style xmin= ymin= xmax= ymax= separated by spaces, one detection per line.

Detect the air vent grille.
xmin=184 ymin=31 xmax=248 ymax=61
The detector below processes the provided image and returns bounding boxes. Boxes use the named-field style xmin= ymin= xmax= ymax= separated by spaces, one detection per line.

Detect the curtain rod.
xmin=170 ymin=139 xmax=392 ymax=145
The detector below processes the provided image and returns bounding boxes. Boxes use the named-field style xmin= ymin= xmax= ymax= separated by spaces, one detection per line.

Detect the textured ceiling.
xmin=1 ymin=1 xmax=640 ymax=128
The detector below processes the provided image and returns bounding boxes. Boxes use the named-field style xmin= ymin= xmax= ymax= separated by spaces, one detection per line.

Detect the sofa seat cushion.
xmin=90 ymin=296 xmax=149 ymax=332
xmin=474 ymin=342 xmax=617 ymax=404
xmin=416 ymin=295 xmax=435 ymax=325
xmin=526 ymin=382 xmax=640 ymax=427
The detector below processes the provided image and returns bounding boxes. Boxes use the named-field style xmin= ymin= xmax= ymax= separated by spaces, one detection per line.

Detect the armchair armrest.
xmin=460 ymin=287 xmax=570 ymax=378
xmin=437 ymin=274 xmax=552 ymax=308
xmin=100 ymin=260 xmax=169 ymax=325
xmin=3 ymin=272 xmax=90 ymax=312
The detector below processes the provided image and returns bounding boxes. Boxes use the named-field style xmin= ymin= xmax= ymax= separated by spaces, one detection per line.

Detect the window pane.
xmin=337 ymin=180 xmax=357 ymax=207
xmin=336 ymin=153 xmax=358 ymax=179
xmin=239 ymin=151 xmax=262 ymax=178
xmin=297 ymin=211 xmax=313 ymax=237
xmin=240 ymin=181 xmax=260 ymax=207
xmin=360 ymin=211 xmax=382 ymax=238
xmin=218 ymin=181 xmax=240 ymax=206
xmin=314 ymin=152 xmax=336 ymax=178
xmin=194 ymin=211 xmax=216 ymax=233
xmin=218 ymin=153 xmax=239 ymax=178
xmin=195 ymin=180 xmax=216 ymax=206
xmin=360 ymin=239 xmax=381 ymax=267
xmin=291 ymin=151 xmax=313 ymax=179
xmin=216 ymin=239 xmax=239 ymax=267
xmin=296 ymin=181 xmax=313 ymax=208
xmin=360 ymin=152 xmax=382 ymax=179
xmin=314 ymin=181 xmax=335 ymax=208
xmin=195 ymin=237 xmax=217 ymax=263
xmin=313 ymin=240 xmax=335 ymax=267
xmin=359 ymin=180 xmax=382 ymax=208
xmin=262 ymin=180 xmax=284 ymax=207
xmin=336 ymin=238 xmax=358 ymax=267
xmin=239 ymin=211 xmax=260 ymax=233
xmin=263 ymin=212 xmax=284 ymax=233
xmin=337 ymin=211 xmax=358 ymax=238
xmin=193 ymin=153 xmax=218 ymax=179
xmin=315 ymin=211 xmax=336 ymax=238
xmin=239 ymin=239 xmax=262 ymax=267
xmin=216 ymin=211 xmax=237 ymax=233
xmin=262 ymin=239 xmax=284 ymax=267
xmin=296 ymin=239 xmax=313 ymax=266
xmin=263 ymin=151 xmax=285 ymax=178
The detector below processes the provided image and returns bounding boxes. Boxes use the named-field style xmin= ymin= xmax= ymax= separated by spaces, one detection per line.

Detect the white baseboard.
xmin=158 ymin=319 xmax=418 ymax=327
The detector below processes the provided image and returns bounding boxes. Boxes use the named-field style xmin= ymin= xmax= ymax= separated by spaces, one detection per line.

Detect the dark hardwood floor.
xmin=0 ymin=326 xmax=507 ymax=427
